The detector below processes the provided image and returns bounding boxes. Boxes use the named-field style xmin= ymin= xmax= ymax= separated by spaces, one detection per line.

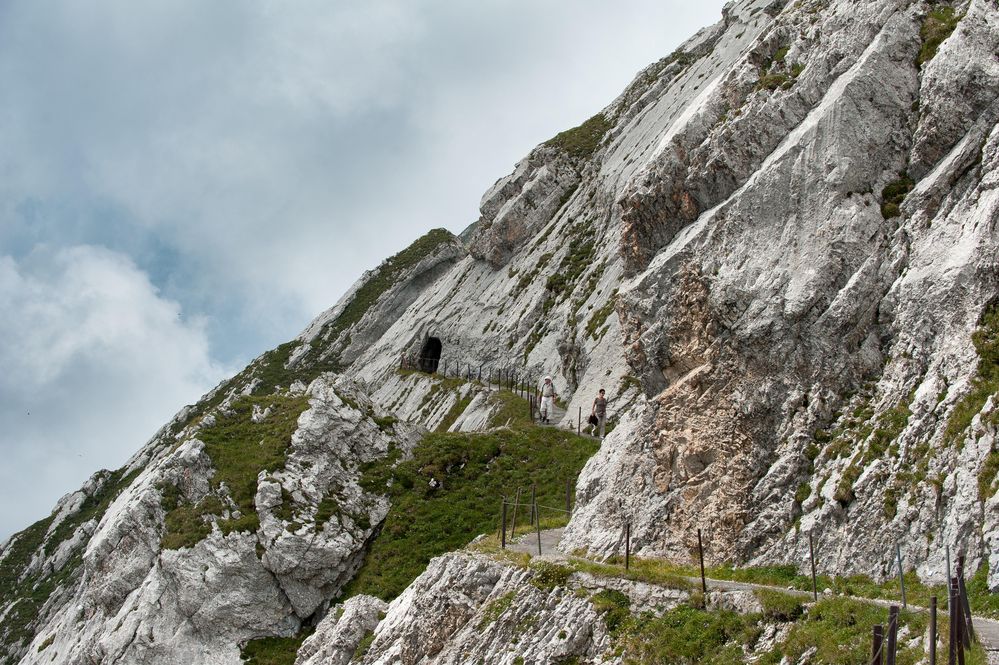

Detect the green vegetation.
xmin=761 ymin=597 xmax=930 ymax=665
xmin=589 ymin=589 xmax=632 ymax=634
xmin=881 ymin=173 xmax=915 ymax=219
xmin=756 ymin=589 xmax=804 ymax=622
xmin=945 ymin=306 xmax=999 ymax=460
xmin=545 ymin=226 xmax=597 ymax=299
xmin=0 ymin=465 xmax=141 ymax=661
xmin=268 ymin=228 xmax=456 ymax=384
xmin=341 ymin=391 xmax=599 ymax=601
xmin=478 ymin=591 xmax=517 ymax=630
xmin=568 ymin=556 xmax=692 ymax=592
xmin=45 ymin=467 xmax=141 ymax=555
xmin=160 ymin=394 xmax=311 ymax=549
xmin=545 ymin=113 xmax=614 ymax=160
xmin=613 ymin=604 xmax=760 ymax=664
xmin=436 ymin=390 xmax=473 ymax=433
xmin=240 ymin=632 xmax=312 ymax=665
xmin=353 ymin=630 xmax=376 ymax=661
xmin=824 ymin=393 xmax=912 ymax=506
xmin=586 ymin=292 xmax=617 ymax=341
xmin=794 ymin=481 xmax=812 ymax=505
xmin=918 ymin=6 xmax=961 ymax=66
xmin=529 ymin=560 xmax=574 ymax=590
xmin=969 ymin=561 xmax=999 ymax=618
xmin=756 ymin=43 xmax=805 ymax=92
xmin=160 ymin=487 xmax=224 ymax=550
xmin=565 ymin=552 xmax=999 ymax=621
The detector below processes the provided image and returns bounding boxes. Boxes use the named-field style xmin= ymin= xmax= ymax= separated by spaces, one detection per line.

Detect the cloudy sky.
xmin=0 ymin=0 xmax=726 ymax=540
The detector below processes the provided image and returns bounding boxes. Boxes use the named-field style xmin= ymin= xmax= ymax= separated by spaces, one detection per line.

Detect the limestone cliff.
xmin=2 ymin=0 xmax=998 ymax=662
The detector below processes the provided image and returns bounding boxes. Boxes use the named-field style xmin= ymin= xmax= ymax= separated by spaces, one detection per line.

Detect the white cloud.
xmin=0 ymin=246 xmax=230 ymax=539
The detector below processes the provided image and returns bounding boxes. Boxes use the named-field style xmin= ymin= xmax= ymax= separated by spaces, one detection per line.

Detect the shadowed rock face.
xmin=4 ymin=0 xmax=999 ymax=662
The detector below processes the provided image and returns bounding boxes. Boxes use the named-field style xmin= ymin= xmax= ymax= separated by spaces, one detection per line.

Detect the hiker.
xmin=540 ymin=376 xmax=558 ymax=424
xmin=590 ymin=388 xmax=607 ymax=439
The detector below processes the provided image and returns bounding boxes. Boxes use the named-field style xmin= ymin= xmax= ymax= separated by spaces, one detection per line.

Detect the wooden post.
xmin=957 ymin=555 xmax=975 ymax=646
xmin=535 ymin=498 xmax=542 ymax=556
xmin=565 ymin=477 xmax=571 ymax=513
xmin=871 ymin=624 xmax=884 ymax=665
xmin=929 ymin=595 xmax=937 ymax=665
xmin=896 ymin=543 xmax=907 ymax=609
xmin=529 ymin=485 xmax=536 ymax=526
xmin=510 ymin=488 xmax=521 ymax=540
xmin=478 ymin=364 xmax=482 ymax=381
xmin=949 ymin=578 xmax=958 ymax=665
xmin=501 ymin=499 xmax=507 ymax=550
xmin=954 ymin=577 xmax=966 ymax=665
xmin=577 ymin=406 xmax=582 ymax=435
xmin=886 ymin=605 xmax=899 ymax=665
xmin=625 ymin=522 xmax=631 ymax=571
xmin=697 ymin=528 xmax=707 ymax=594
xmin=809 ymin=532 xmax=818 ymax=601
xmin=946 ymin=544 xmax=952 ymax=584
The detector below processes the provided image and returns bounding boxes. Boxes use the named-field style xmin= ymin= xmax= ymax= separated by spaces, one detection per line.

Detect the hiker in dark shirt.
xmin=590 ymin=388 xmax=607 ymax=439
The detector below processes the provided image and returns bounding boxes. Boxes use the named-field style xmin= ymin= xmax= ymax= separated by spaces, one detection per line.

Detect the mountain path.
xmin=506 ymin=528 xmax=999 ymax=659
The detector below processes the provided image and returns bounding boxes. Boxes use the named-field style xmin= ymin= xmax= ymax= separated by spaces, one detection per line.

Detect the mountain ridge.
xmin=3 ymin=0 xmax=999 ymax=662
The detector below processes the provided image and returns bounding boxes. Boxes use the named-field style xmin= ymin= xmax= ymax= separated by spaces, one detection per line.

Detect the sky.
xmin=0 ymin=0 xmax=727 ymax=541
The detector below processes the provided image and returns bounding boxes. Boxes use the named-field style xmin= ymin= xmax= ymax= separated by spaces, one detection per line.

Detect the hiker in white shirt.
xmin=539 ymin=376 xmax=558 ymax=424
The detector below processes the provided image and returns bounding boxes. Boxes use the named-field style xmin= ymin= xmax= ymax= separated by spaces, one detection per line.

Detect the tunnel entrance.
xmin=419 ymin=336 xmax=442 ymax=374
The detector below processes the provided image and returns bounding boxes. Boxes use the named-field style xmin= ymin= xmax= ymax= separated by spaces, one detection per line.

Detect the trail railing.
xmin=401 ymin=353 xmax=562 ymax=425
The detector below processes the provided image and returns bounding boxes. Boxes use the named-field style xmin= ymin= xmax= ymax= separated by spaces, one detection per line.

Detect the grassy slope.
xmin=341 ymin=391 xmax=599 ymax=601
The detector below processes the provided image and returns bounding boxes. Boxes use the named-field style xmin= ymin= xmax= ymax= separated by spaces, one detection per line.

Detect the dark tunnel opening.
xmin=419 ymin=336 xmax=442 ymax=373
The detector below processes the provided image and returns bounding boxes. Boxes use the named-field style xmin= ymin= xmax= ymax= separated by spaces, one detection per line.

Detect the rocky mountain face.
xmin=2 ymin=0 xmax=998 ymax=662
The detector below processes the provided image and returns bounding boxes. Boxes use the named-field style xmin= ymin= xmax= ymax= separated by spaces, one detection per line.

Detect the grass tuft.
xmin=240 ymin=631 xmax=312 ymax=665
xmin=918 ymin=6 xmax=960 ymax=66
xmin=545 ymin=113 xmax=614 ymax=160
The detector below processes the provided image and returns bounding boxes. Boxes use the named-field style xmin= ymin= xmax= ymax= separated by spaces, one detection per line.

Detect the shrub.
xmin=614 ymin=604 xmax=759 ymax=664
xmin=881 ymin=174 xmax=914 ymax=219
xmin=772 ymin=597 xmax=928 ymax=665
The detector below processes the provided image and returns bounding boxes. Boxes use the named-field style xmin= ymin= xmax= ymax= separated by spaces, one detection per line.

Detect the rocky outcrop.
xmin=296 ymin=595 xmax=387 ymax=665
xmin=346 ymin=553 xmax=612 ymax=664
xmin=7 ymin=374 xmax=419 ymax=665
xmin=469 ymin=145 xmax=582 ymax=267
